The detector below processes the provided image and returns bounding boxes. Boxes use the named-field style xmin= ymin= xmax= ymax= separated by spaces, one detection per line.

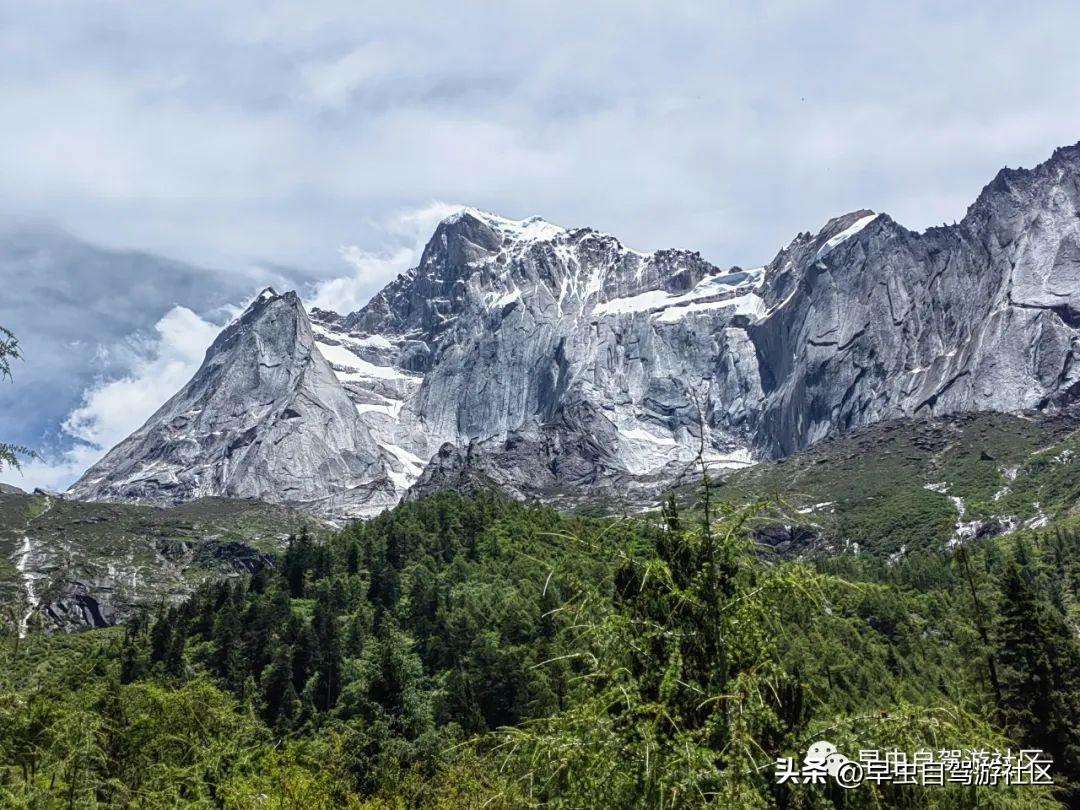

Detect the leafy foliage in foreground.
xmin=0 ymin=325 xmax=34 ymax=472
xmin=0 ymin=490 xmax=1077 ymax=807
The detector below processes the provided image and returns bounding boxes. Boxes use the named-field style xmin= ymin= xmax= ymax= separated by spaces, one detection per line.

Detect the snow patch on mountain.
xmin=815 ymin=213 xmax=878 ymax=260
xmin=442 ymin=207 xmax=565 ymax=245
xmin=314 ymin=339 xmax=415 ymax=381
xmin=593 ymin=267 xmax=764 ymax=318
xmin=67 ymin=141 xmax=1080 ymax=519
xmin=655 ymin=291 xmax=765 ymax=323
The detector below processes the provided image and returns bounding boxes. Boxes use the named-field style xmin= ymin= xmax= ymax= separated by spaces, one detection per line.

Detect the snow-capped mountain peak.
xmin=440 ymin=207 xmax=566 ymax=245
xmin=69 ymin=141 xmax=1080 ymax=517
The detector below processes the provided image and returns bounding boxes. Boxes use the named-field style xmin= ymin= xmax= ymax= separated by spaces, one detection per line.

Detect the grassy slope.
xmin=0 ymin=494 xmax=327 ymax=624
xmin=708 ymin=411 xmax=1080 ymax=555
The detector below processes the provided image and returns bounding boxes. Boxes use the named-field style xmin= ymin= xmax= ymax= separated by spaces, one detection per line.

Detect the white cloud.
xmin=300 ymin=43 xmax=400 ymax=108
xmin=3 ymin=442 xmax=102 ymax=495
xmin=63 ymin=307 xmax=219 ymax=450
xmin=306 ymin=201 xmax=465 ymax=314
xmin=307 ymin=246 xmax=415 ymax=314
xmin=3 ymin=2 xmax=1080 ymax=280
xmin=389 ymin=201 xmax=466 ymax=239
xmin=0 ymin=306 xmax=221 ymax=492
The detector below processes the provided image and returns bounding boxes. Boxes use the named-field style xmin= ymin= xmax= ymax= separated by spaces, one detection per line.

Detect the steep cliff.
xmin=751 ymin=143 xmax=1080 ymax=455
xmin=69 ymin=289 xmax=395 ymax=518
xmin=68 ymin=142 xmax=1080 ymax=517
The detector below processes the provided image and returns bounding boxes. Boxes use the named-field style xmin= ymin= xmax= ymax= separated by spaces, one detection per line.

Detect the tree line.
xmin=1 ymin=488 xmax=1078 ymax=806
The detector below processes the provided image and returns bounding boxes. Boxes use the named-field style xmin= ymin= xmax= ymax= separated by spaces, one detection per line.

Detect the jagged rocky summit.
xmin=68 ymin=289 xmax=395 ymax=518
xmin=70 ymin=142 xmax=1080 ymax=519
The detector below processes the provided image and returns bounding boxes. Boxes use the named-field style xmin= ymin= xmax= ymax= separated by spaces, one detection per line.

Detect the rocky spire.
xmin=69 ymin=288 xmax=387 ymax=518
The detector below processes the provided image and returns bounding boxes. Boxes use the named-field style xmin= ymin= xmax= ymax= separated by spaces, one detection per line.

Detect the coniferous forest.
xmin=9 ymin=5 xmax=1080 ymax=808
xmin=1 ymin=489 xmax=1078 ymax=807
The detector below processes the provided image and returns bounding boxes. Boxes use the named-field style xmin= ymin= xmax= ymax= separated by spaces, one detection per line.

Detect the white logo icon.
xmin=796 ymin=740 xmax=863 ymax=788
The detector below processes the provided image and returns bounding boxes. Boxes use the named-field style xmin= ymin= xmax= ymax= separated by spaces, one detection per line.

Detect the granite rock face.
xmin=337 ymin=210 xmax=764 ymax=503
xmin=751 ymin=143 xmax=1080 ymax=456
xmin=69 ymin=142 xmax=1080 ymax=517
xmin=69 ymin=289 xmax=395 ymax=518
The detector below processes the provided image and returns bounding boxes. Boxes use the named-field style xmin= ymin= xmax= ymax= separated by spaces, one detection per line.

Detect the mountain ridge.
xmin=69 ymin=140 xmax=1080 ymax=518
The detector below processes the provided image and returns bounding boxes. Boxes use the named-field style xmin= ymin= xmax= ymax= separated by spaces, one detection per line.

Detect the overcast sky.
xmin=3 ymin=0 xmax=1080 ymax=490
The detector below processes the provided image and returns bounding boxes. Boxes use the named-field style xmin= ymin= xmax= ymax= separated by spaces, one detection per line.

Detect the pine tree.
xmin=148 ymin=608 xmax=173 ymax=666
xmin=339 ymin=617 xmax=431 ymax=739
xmin=344 ymin=610 xmax=369 ymax=657
xmin=313 ymin=596 xmax=343 ymax=712
xmin=164 ymin=625 xmax=186 ymax=678
xmin=212 ymin=601 xmax=245 ymax=690
xmin=280 ymin=681 xmax=301 ymax=730
xmin=996 ymin=551 xmax=1080 ymax=799
xmin=290 ymin=621 xmax=317 ymax=694
xmin=954 ymin=543 xmax=1003 ymax=708
xmin=260 ymin=641 xmax=295 ymax=729
xmin=346 ymin=541 xmax=361 ymax=575
xmin=242 ymin=598 xmax=274 ymax=679
xmin=119 ymin=632 xmax=144 ymax=684
xmin=311 ymin=544 xmax=333 ymax=582
xmin=281 ymin=531 xmax=314 ymax=598
xmin=248 ymin=566 xmax=269 ymax=595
